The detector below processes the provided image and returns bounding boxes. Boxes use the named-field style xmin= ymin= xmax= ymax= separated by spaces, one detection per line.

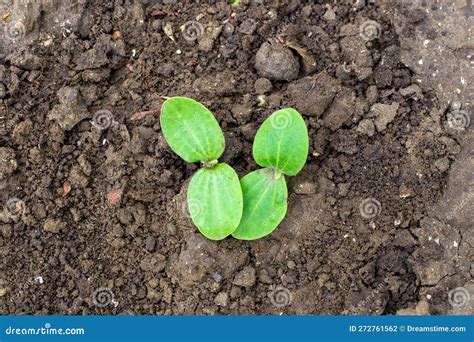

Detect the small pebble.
xmin=0 ymin=83 xmax=7 ymax=99
xmin=434 ymin=157 xmax=450 ymax=172
xmin=239 ymin=18 xmax=257 ymax=35
xmin=399 ymin=184 xmax=415 ymax=198
xmin=145 ymin=236 xmax=156 ymax=252
xmin=254 ymin=78 xmax=272 ymax=95
xmin=232 ymin=266 xmax=256 ymax=287
xmin=213 ymin=272 xmax=223 ymax=282
xmin=214 ymin=292 xmax=229 ymax=307
xmin=223 ymin=22 xmax=235 ymax=35
xmin=451 ymin=101 xmax=461 ymax=110
xmin=255 ymin=42 xmax=299 ymax=81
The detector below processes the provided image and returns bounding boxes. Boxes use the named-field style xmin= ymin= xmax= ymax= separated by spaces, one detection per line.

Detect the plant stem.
xmin=202 ymin=159 xmax=218 ymax=168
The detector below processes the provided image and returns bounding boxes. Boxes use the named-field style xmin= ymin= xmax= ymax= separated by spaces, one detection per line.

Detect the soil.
xmin=0 ymin=0 xmax=473 ymax=315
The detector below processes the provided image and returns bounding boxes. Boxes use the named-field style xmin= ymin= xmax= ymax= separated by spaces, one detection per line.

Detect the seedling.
xmin=160 ymin=97 xmax=243 ymax=240
xmin=161 ymin=97 xmax=308 ymax=241
xmin=232 ymin=108 xmax=309 ymax=240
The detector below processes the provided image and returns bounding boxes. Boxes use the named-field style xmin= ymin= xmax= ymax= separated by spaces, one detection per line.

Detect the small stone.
xmin=231 ymin=103 xmax=252 ymax=124
xmin=254 ymin=78 xmax=272 ymax=95
xmin=223 ymin=22 xmax=234 ymax=35
xmin=148 ymin=278 xmax=159 ymax=289
xmin=0 ymin=83 xmax=6 ymax=98
xmin=232 ymin=266 xmax=256 ymax=287
xmin=255 ymin=42 xmax=299 ymax=81
xmin=214 ymin=292 xmax=229 ymax=306
xmin=43 ymin=218 xmax=65 ymax=234
xmin=145 ymin=236 xmax=156 ymax=252
xmin=112 ymin=225 xmax=124 ymax=238
xmin=302 ymin=5 xmax=312 ymax=18
xmin=434 ymin=157 xmax=450 ymax=172
xmin=107 ymin=188 xmax=123 ymax=207
xmin=213 ymin=272 xmax=223 ymax=282
xmin=451 ymin=101 xmax=462 ymax=111
xmin=371 ymin=102 xmax=400 ymax=132
xmin=287 ymin=260 xmax=296 ymax=269
xmin=239 ymin=18 xmax=257 ymax=35
xmin=229 ymin=286 xmax=242 ymax=299
xmin=323 ymin=6 xmax=336 ymax=20
xmin=366 ymin=85 xmax=378 ymax=104
xmin=354 ymin=0 xmax=366 ymax=9
xmin=112 ymin=31 xmax=121 ymax=40
xmin=399 ymin=184 xmax=415 ymax=198
xmin=357 ymin=119 xmax=375 ymax=136
xmin=198 ymin=22 xmax=223 ymax=52
xmin=258 ymin=269 xmax=273 ymax=284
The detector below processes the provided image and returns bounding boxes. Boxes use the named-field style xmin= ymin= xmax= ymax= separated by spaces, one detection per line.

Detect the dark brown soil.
xmin=1 ymin=0 xmax=472 ymax=315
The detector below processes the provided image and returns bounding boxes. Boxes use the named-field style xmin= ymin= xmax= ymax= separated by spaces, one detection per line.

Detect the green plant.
xmin=232 ymin=108 xmax=308 ymax=240
xmin=160 ymin=97 xmax=243 ymax=240
xmin=160 ymin=98 xmax=308 ymax=241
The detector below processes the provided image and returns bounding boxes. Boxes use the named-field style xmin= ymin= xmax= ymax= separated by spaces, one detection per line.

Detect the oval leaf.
xmin=160 ymin=97 xmax=225 ymax=163
xmin=232 ymin=168 xmax=287 ymax=240
xmin=187 ymin=163 xmax=243 ymax=240
xmin=253 ymin=108 xmax=308 ymax=176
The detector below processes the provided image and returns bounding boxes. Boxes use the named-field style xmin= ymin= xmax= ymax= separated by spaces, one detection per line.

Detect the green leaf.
xmin=232 ymin=168 xmax=287 ymax=240
xmin=160 ymin=97 xmax=225 ymax=163
xmin=187 ymin=163 xmax=243 ymax=240
xmin=253 ymin=108 xmax=308 ymax=176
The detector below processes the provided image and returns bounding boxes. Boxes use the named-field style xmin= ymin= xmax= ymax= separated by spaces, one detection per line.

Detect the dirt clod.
xmin=233 ymin=266 xmax=256 ymax=287
xmin=255 ymin=42 xmax=299 ymax=81
xmin=43 ymin=218 xmax=66 ymax=234
xmin=47 ymin=87 xmax=90 ymax=131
